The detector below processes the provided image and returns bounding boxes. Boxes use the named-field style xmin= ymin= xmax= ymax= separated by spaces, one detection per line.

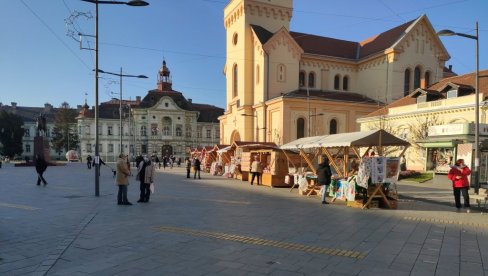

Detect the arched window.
xmin=334 ymin=75 xmax=340 ymax=90
xmin=140 ymin=126 xmax=147 ymax=136
xmin=308 ymin=72 xmax=315 ymax=88
xmin=329 ymin=119 xmax=337 ymax=134
xmin=404 ymin=69 xmax=411 ymax=96
xmin=425 ymin=71 xmax=430 ymax=88
xmin=256 ymin=65 xmax=260 ymax=84
xmin=277 ymin=64 xmax=286 ymax=82
xmin=343 ymin=76 xmax=349 ymax=91
xmin=299 ymin=71 xmax=305 ymax=87
xmin=297 ymin=118 xmax=305 ymax=139
xmin=414 ymin=66 xmax=421 ymax=89
xmin=232 ymin=64 xmax=238 ymax=97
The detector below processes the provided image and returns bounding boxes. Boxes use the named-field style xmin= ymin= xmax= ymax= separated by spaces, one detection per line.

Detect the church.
xmin=219 ymin=0 xmax=452 ymax=145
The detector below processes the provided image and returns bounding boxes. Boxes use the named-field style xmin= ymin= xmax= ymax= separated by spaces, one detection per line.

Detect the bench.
xmin=471 ymin=188 xmax=488 ymax=210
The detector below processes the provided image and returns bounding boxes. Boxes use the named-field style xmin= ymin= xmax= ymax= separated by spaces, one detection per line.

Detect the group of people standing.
xmin=185 ymin=157 xmax=201 ymax=179
xmin=115 ymin=153 xmax=155 ymax=206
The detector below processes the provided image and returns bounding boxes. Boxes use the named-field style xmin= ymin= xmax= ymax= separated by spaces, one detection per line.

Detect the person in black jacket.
xmin=35 ymin=154 xmax=48 ymax=186
xmin=316 ymin=157 xmax=332 ymax=204
xmin=193 ymin=157 xmax=201 ymax=179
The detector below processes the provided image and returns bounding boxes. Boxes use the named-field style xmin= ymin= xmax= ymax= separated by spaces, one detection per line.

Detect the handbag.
xmin=150 ymin=183 xmax=155 ymax=194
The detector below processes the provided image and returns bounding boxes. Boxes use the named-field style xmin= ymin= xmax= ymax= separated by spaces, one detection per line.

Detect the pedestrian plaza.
xmin=0 ymin=163 xmax=487 ymax=275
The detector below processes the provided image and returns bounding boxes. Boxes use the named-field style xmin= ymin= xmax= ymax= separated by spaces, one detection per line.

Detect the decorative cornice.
xmin=224 ymin=1 xmax=292 ymax=29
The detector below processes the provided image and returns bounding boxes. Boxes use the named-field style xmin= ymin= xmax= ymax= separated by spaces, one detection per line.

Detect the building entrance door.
xmin=162 ymin=145 xmax=173 ymax=157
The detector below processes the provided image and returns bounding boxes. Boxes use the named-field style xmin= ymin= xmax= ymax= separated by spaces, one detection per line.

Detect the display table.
xmin=362 ymin=183 xmax=394 ymax=209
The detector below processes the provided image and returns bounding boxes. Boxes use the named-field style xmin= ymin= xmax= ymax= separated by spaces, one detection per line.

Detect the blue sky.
xmin=1 ymin=0 xmax=486 ymax=110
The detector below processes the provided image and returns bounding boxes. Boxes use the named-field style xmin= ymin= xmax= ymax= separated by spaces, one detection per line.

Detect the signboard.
xmin=428 ymin=123 xmax=488 ymax=137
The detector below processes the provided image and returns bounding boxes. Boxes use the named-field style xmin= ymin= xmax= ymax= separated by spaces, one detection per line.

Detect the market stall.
xmin=280 ymin=130 xmax=410 ymax=209
xmin=231 ymin=144 xmax=290 ymax=187
xmin=231 ymin=142 xmax=277 ymax=181
xmin=200 ymin=146 xmax=215 ymax=173
xmin=209 ymin=144 xmax=229 ymax=176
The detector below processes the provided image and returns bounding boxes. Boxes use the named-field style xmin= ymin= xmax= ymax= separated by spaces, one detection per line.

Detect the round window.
xmin=232 ymin=32 xmax=238 ymax=45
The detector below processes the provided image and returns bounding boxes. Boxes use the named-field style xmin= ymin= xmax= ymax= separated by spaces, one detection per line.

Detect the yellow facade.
xmin=219 ymin=0 xmax=449 ymax=146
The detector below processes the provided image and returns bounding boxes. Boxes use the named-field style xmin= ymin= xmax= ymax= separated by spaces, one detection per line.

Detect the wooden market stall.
xmin=246 ymin=149 xmax=292 ymax=187
xmin=200 ymin=146 xmax=215 ymax=173
xmin=209 ymin=144 xmax=229 ymax=176
xmin=280 ymin=130 xmax=410 ymax=209
xmin=230 ymin=141 xmax=278 ymax=181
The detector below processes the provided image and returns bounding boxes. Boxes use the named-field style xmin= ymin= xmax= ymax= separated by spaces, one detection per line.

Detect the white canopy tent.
xmin=280 ymin=130 xmax=410 ymax=176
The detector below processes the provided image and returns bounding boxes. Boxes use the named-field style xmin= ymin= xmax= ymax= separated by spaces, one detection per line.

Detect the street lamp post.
xmin=98 ymin=68 xmax=147 ymax=155
xmin=81 ymin=0 xmax=148 ymax=197
xmin=438 ymin=22 xmax=480 ymax=193
xmin=309 ymin=113 xmax=324 ymax=136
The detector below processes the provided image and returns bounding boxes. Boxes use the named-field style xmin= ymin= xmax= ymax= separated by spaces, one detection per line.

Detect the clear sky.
xmin=1 ymin=0 xmax=486 ymax=110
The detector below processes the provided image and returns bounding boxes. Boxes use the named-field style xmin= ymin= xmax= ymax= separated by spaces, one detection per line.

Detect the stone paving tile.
xmin=1 ymin=165 xmax=488 ymax=275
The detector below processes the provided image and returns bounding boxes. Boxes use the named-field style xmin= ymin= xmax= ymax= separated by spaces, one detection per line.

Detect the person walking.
xmin=137 ymin=155 xmax=155 ymax=203
xmin=193 ymin=157 xmax=201 ymax=179
xmin=34 ymin=154 xmax=48 ymax=186
xmin=115 ymin=154 xmax=132 ymax=206
xmin=448 ymin=159 xmax=471 ymax=213
xmin=185 ymin=157 xmax=191 ymax=178
xmin=316 ymin=157 xmax=332 ymax=204
xmin=250 ymin=156 xmax=262 ymax=185
xmin=86 ymin=155 xmax=92 ymax=169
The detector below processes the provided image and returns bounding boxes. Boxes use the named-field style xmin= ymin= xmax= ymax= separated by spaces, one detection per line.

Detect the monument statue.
xmin=36 ymin=113 xmax=47 ymax=137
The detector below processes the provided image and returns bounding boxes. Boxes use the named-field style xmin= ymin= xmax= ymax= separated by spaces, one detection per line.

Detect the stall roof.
xmin=280 ymin=136 xmax=325 ymax=150
xmin=230 ymin=141 xmax=278 ymax=150
xmin=217 ymin=146 xmax=231 ymax=153
xmin=280 ymin=130 xmax=409 ymax=149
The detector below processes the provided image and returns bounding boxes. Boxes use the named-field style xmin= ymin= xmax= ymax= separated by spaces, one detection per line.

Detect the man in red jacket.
xmin=447 ymin=159 xmax=471 ymax=213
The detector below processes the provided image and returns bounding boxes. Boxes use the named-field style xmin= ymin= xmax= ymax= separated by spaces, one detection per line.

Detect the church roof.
xmin=256 ymin=17 xmax=416 ymax=60
xmin=364 ymin=69 xmax=488 ymax=118
xmin=282 ymin=89 xmax=379 ymax=105
xmin=250 ymin=24 xmax=274 ymax=44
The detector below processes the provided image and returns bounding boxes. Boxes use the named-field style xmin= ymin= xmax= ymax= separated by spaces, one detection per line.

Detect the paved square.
xmin=1 ymin=163 xmax=487 ymax=275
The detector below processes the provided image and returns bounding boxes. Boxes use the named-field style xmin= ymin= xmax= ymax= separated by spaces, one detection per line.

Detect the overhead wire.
xmin=19 ymin=0 xmax=91 ymax=70
xmin=62 ymin=0 xmax=94 ymax=67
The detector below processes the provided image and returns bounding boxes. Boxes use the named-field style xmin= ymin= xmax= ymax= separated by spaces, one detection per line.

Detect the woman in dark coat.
xmin=35 ymin=154 xmax=48 ymax=186
xmin=316 ymin=157 xmax=332 ymax=204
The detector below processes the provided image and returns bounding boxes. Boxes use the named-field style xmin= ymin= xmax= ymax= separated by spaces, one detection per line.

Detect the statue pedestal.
xmin=34 ymin=136 xmax=50 ymax=162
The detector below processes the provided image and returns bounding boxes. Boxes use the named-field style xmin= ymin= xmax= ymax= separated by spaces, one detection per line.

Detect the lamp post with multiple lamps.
xmin=97 ymin=68 xmax=147 ymax=156
xmin=309 ymin=113 xmax=324 ymax=136
xmin=438 ymin=22 xmax=479 ymax=192
xmin=81 ymin=0 xmax=149 ymax=197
